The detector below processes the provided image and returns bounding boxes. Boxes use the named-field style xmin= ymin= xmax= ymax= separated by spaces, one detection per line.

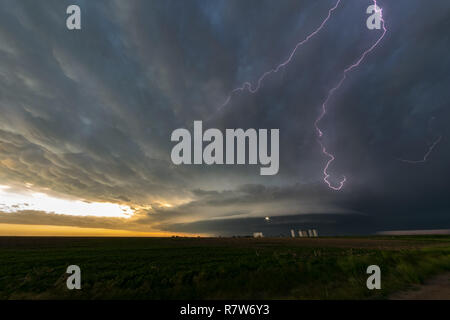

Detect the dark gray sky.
xmin=0 ymin=0 xmax=449 ymax=236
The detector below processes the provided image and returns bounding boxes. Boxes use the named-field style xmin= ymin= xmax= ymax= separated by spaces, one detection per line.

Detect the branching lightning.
xmin=314 ymin=0 xmax=387 ymax=190
xmin=216 ymin=0 xmax=342 ymax=112
xmin=208 ymin=0 xmax=388 ymax=191
xmin=398 ymin=135 xmax=442 ymax=164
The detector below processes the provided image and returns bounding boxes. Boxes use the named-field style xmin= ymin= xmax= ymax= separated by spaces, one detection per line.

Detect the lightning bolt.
xmin=215 ymin=0 xmax=342 ymax=113
xmin=398 ymin=135 xmax=442 ymax=164
xmin=208 ymin=0 xmax=387 ymax=190
xmin=314 ymin=0 xmax=387 ymax=190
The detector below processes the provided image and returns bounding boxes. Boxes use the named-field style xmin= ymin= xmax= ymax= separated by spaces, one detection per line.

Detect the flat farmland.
xmin=1 ymin=236 xmax=450 ymax=299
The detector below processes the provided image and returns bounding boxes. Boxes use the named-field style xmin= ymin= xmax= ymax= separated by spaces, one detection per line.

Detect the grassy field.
xmin=1 ymin=236 xmax=450 ymax=299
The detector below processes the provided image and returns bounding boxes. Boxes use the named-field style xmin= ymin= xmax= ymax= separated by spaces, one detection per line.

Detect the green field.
xmin=1 ymin=236 xmax=450 ymax=299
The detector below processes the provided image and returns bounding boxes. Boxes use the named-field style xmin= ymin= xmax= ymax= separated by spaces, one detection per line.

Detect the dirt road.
xmin=390 ymin=272 xmax=450 ymax=300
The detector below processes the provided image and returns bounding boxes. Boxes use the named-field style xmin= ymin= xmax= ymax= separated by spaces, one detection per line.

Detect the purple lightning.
xmin=314 ymin=0 xmax=387 ymax=190
xmin=216 ymin=0 xmax=342 ymax=113
xmin=398 ymin=135 xmax=442 ymax=164
xmin=208 ymin=0 xmax=387 ymax=190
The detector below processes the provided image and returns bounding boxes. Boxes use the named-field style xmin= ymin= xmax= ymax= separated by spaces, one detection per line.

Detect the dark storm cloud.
xmin=161 ymin=213 xmax=376 ymax=237
xmin=140 ymin=183 xmax=360 ymax=227
xmin=0 ymin=0 xmax=449 ymax=235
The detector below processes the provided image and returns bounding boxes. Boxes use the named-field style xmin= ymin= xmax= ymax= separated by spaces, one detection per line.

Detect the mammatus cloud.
xmin=0 ymin=0 xmax=449 ymax=235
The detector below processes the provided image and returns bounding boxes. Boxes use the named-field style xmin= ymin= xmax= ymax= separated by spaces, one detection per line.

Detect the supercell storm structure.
xmin=212 ymin=0 xmax=388 ymax=190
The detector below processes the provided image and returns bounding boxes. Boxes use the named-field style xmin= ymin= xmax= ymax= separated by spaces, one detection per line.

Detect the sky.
xmin=0 ymin=0 xmax=449 ymax=236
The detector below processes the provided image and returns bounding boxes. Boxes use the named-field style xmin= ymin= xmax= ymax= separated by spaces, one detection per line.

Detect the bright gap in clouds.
xmin=0 ymin=185 xmax=133 ymax=218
